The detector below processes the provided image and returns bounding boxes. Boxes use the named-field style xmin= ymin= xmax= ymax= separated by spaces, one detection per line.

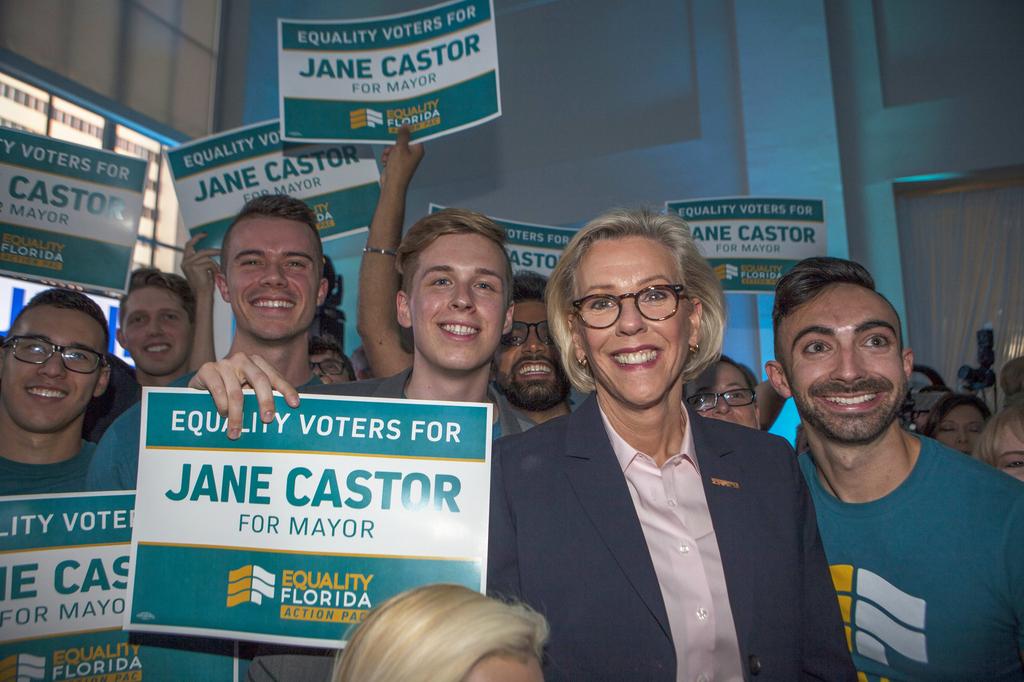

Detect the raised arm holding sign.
xmin=356 ymin=127 xmax=421 ymax=378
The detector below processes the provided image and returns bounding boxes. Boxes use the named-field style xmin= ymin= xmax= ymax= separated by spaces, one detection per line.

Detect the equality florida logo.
xmin=384 ymin=99 xmax=442 ymax=134
xmin=0 ymin=232 xmax=66 ymax=273
xmin=831 ymin=564 xmax=928 ymax=668
xmin=226 ymin=564 xmax=277 ymax=607
xmin=0 ymin=653 xmax=45 ymax=682
xmin=349 ymin=108 xmax=383 ymax=129
xmin=225 ymin=564 xmax=376 ymax=625
xmin=714 ymin=263 xmax=739 ymax=281
xmin=280 ymin=569 xmax=375 ymax=625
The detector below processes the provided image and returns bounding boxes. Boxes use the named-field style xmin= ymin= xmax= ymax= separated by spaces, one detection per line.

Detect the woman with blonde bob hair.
xmin=973 ymin=404 xmax=1024 ymax=482
xmin=488 ymin=208 xmax=854 ymax=680
xmin=547 ymin=208 xmax=726 ymax=393
xmin=332 ymin=584 xmax=547 ymax=682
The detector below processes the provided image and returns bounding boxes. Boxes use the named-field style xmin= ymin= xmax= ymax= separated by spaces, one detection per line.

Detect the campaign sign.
xmin=279 ymin=0 xmax=501 ymax=143
xmin=0 ymin=129 xmax=146 ymax=293
xmin=0 ymin=492 xmax=234 ymax=681
xmin=126 ymin=389 xmax=492 ymax=648
xmin=429 ymin=204 xmax=576 ymax=277
xmin=666 ymin=197 xmax=826 ymax=293
xmin=167 ymin=120 xmax=381 ymax=250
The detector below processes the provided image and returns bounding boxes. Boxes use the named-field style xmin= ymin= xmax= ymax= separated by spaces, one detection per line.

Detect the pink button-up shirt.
xmin=600 ymin=405 xmax=743 ymax=682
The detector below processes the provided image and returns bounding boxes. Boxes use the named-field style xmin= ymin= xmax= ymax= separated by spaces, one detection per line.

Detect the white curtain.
xmin=896 ymin=184 xmax=1024 ymax=401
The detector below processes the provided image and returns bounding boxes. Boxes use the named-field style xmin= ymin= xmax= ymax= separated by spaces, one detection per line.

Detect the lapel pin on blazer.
xmin=710 ymin=477 xmax=740 ymax=489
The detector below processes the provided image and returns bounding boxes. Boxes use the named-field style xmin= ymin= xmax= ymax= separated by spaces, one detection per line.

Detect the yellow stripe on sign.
xmin=837 ymin=595 xmax=852 ymax=623
xmin=0 ymin=625 xmax=120 ymax=646
xmin=140 ymin=541 xmax=478 ymax=562
xmin=830 ymin=564 xmax=853 ymax=592
xmin=845 ymin=626 xmax=853 ymax=653
xmin=227 ymin=565 xmax=254 ymax=582
xmin=0 ymin=655 xmax=16 ymax=679
xmin=226 ymin=591 xmax=250 ymax=608
xmin=227 ymin=578 xmax=253 ymax=596
xmin=0 ymin=541 xmax=129 ymax=555
xmin=856 ymin=672 xmax=868 ymax=682
xmin=145 ymin=446 xmax=487 ymax=463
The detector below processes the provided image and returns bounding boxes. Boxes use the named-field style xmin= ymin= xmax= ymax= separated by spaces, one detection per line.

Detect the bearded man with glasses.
xmin=0 ymin=289 xmax=110 ymax=495
xmin=494 ymin=271 xmax=572 ymax=425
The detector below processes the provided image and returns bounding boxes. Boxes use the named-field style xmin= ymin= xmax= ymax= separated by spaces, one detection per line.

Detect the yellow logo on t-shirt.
xmin=830 ymin=564 xmax=927 ymax=681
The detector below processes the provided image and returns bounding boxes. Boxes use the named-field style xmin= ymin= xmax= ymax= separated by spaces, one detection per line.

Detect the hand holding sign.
xmin=380 ymin=126 xmax=424 ymax=192
xmin=126 ymin=390 xmax=492 ymax=649
xmin=180 ymin=233 xmax=220 ymax=296
xmin=189 ymin=353 xmax=300 ymax=438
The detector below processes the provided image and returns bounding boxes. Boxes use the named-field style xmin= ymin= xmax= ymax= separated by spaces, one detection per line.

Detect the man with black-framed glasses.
xmin=0 ymin=289 xmax=110 ymax=495
xmin=494 ymin=271 xmax=571 ymax=425
xmin=686 ymin=355 xmax=761 ymax=430
xmin=308 ymin=335 xmax=355 ymax=384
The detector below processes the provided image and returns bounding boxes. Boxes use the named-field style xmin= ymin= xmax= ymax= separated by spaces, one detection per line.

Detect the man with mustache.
xmin=494 ymin=271 xmax=571 ymax=425
xmin=765 ymin=257 xmax=1024 ymax=681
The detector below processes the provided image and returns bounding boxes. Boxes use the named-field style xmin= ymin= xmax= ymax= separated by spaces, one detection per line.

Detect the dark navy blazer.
xmin=488 ymin=394 xmax=856 ymax=681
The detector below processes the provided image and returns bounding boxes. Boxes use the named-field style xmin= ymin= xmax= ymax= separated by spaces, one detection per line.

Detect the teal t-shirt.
xmin=0 ymin=440 xmax=97 ymax=495
xmin=799 ymin=437 xmax=1024 ymax=681
xmin=86 ymin=372 xmax=320 ymax=491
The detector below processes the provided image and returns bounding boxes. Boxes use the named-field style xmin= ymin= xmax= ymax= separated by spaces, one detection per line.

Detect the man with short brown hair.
xmin=87 ymin=193 xmax=328 ymax=489
xmin=117 ymin=268 xmax=196 ymax=387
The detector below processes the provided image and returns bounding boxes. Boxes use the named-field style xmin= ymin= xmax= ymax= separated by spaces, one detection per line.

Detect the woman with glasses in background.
xmin=686 ymin=355 xmax=761 ymax=430
xmin=488 ymin=209 xmax=855 ymax=681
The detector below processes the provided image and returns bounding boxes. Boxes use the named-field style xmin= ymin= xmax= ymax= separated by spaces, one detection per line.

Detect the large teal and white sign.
xmin=429 ymin=204 xmax=576 ymax=277
xmin=665 ymin=197 xmax=826 ymax=293
xmin=126 ymin=389 xmax=492 ymax=648
xmin=0 ymin=492 xmax=234 ymax=680
xmin=0 ymin=129 xmax=146 ymax=293
xmin=167 ymin=120 xmax=381 ymax=250
xmin=278 ymin=0 xmax=501 ymax=143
